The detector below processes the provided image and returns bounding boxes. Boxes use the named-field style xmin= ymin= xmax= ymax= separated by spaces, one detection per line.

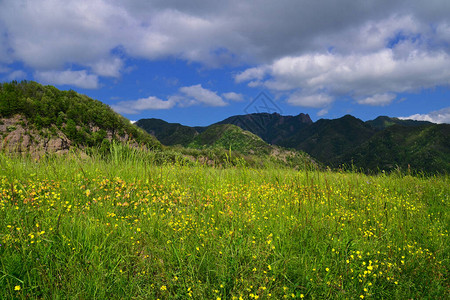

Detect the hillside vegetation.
xmin=0 ymin=81 xmax=160 ymax=156
xmin=188 ymin=124 xmax=272 ymax=154
xmin=341 ymin=123 xmax=450 ymax=173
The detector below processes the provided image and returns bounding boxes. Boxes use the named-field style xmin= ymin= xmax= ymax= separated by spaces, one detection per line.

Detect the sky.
xmin=1 ymin=0 xmax=450 ymax=126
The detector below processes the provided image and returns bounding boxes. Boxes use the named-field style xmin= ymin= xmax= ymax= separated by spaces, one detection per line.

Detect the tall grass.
xmin=0 ymin=150 xmax=448 ymax=299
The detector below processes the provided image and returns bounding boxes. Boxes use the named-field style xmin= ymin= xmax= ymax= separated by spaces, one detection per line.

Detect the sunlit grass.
xmin=0 ymin=152 xmax=448 ymax=299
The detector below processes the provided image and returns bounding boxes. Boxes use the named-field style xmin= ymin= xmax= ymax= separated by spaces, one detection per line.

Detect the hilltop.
xmin=0 ymin=81 xmax=160 ymax=157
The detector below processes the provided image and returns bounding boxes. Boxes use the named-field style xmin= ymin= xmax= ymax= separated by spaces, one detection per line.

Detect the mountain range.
xmin=136 ymin=113 xmax=449 ymax=174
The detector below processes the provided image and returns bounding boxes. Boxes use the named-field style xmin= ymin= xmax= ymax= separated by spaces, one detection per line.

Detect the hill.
xmin=0 ymin=81 xmax=160 ymax=156
xmin=188 ymin=124 xmax=272 ymax=154
xmin=340 ymin=123 xmax=450 ymax=173
xmin=182 ymin=123 xmax=316 ymax=168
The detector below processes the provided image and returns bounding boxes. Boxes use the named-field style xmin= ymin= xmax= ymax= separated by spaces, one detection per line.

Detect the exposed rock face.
xmin=0 ymin=114 xmax=145 ymax=158
xmin=0 ymin=115 xmax=71 ymax=158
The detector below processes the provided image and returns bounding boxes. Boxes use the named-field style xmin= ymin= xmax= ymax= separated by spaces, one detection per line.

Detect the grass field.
xmin=0 ymin=150 xmax=448 ymax=299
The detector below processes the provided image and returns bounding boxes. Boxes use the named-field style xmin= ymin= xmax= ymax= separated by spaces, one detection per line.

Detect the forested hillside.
xmin=0 ymin=81 xmax=160 ymax=155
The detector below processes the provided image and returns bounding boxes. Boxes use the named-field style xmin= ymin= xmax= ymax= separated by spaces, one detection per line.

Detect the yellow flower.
xmin=160 ymin=285 xmax=167 ymax=291
xmin=326 ymin=268 xmax=330 ymax=272
xmin=14 ymin=285 xmax=21 ymax=291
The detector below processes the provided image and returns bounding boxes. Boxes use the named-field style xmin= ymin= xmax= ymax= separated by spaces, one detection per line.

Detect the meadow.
xmin=0 ymin=149 xmax=448 ymax=299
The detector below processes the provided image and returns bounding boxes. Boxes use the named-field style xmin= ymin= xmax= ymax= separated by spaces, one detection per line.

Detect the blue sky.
xmin=1 ymin=0 xmax=450 ymax=126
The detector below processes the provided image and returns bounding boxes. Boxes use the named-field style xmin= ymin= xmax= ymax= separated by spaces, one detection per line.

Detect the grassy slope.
xmin=0 ymin=152 xmax=448 ymax=299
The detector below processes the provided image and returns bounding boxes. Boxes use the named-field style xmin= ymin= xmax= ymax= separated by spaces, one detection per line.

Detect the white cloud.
xmin=222 ymin=92 xmax=244 ymax=102
xmin=35 ymin=70 xmax=99 ymax=89
xmin=235 ymin=66 xmax=269 ymax=83
xmin=3 ymin=0 xmax=449 ymax=70
xmin=237 ymin=48 xmax=450 ymax=107
xmin=111 ymin=84 xmax=228 ymax=114
xmin=179 ymin=84 xmax=227 ymax=107
xmin=1 ymin=0 xmax=450 ymax=101
xmin=112 ymin=96 xmax=175 ymax=114
xmin=399 ymin=107 xmax=450 ymax=124
xmin=7 ymin=70 xmax=27 ymax=81
xmin=90 ymin=57 xmax=124 ymax=78
xmin=357 ymin=93 xmax=396 ymax=106
xmin=287 ymin=93 xmax=334 ymax=108
xmin=317 ymin=108 xmax=329 ymax=117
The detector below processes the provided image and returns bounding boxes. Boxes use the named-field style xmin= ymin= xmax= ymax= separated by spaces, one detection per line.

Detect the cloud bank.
xmin=0 ymin=0 xmax=449 ymax=108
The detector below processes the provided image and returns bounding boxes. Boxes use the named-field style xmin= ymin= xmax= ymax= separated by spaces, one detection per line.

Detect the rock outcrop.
xmin=0 ymin=115 xmax=71 ymax=158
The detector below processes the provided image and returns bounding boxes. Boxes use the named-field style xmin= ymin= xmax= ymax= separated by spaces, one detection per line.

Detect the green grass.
xmin=0 ymin=150 xmax=448 ymax=299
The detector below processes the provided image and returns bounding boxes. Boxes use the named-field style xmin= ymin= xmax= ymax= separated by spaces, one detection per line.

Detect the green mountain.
xmin=135 ymin=118 xmax=199 ymax=146
xmin=366 ymin=116 xmax=433 ymax=130
xmin=340 ymin=124 xmax=450 ymax=173
xmin=216 ymin=112 xmax=313 ymax=144
xmin=0 ymin=81 xmax=160 ymax=156
xmin=183 ymin=123 xmax=316 ymax=168
xmin=279 ymin=115 xmax=376 ymax=164
xmin=188 ymin=124 xmax=272 ymax=154
xmin=137 ymin=112 xmax=448 ymax=173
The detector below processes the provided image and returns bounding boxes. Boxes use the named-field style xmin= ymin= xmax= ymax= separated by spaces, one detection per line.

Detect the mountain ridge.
xmin=136 ymin=112 xmax=449 ymax=173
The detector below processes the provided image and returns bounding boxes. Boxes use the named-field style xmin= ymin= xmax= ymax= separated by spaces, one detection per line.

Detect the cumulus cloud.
xmin=356 ymin=93 xmax=397 ymax=106
xmin=399 ymin=107 xmax=450 ymax=124
xmin=90 ymin=57 xmax=124 ymax=78
xmin=35 ymin=70 xmax=99 ymax=89
xmin=111 ymin=84 xmax=229 ymax=114
xmin=222 ymin=92 xmax=244 ymax=102
xmin=1 ymin=0 xmax=450 ymax=103
xmin=179 ymin=84 xmax=227 ymax=107
xmin=112 ymin=96 xmax=176 ymax=114
xmin=238 ymin=48 xmax=450 ymax=107
xmin=286 ymin=93 xmax=334 ymax=108
xmin=7 ymin=70 xmax=27 ymax=81
xmin=2 ymin=1 xmax=449 ymax=69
